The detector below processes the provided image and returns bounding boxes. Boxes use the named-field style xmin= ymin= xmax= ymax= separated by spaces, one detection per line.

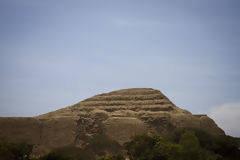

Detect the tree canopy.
xmin=1 ymin=129 xmax=240 ymax=160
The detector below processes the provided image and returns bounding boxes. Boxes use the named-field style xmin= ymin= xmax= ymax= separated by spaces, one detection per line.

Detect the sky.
xmin=0 ymin=0 xmax=240 ymax=137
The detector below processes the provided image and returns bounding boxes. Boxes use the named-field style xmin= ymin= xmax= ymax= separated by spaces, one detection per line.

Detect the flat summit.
xmin=0 ymin=88 xmax=224 ymax=155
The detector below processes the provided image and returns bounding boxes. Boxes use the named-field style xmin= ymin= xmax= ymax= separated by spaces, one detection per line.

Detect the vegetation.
xmin=124 ymin=129 xmax=240 ymax=160
xmin=98 ymin=154 xmax=125 ymax=160
xmin=1 ymin=129 xmax=240 ymax=160
xmin=0 ymin=137 xmax=33 ymax=160
xmin=124 ymin=132 xmax=217 ymax=160
xmin=36 ymin=152 xmax=75 ymax=160
xmin=170 ymin=128 xmax=240 ymax=160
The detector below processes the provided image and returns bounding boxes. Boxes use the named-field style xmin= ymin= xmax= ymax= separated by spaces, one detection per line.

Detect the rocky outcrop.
xmin=0 ymin=88 xmax=224 ymax=155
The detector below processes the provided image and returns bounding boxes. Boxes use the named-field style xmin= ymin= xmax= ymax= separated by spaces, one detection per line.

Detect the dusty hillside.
xmin=0 ymin=88 xmax=224 ymax=155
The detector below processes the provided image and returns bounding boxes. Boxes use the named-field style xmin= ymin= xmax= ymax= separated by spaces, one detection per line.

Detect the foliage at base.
xmin=1 ymin=129 xmax=240 ymax=160
xmin=98 ymin=154 xmax=125 ymax=160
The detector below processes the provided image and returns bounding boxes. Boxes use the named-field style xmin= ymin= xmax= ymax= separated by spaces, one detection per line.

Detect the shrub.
xmin=0 ymin=138 xmax=33 ymax=160
xmin=98 ymin=154 xmax=125 ymax=160
xmin=38 ymin=152 xmax=74 ymax=160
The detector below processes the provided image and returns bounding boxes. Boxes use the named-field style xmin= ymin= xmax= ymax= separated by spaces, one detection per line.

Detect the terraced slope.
xmin=0 ymin=88 xmax=224 ymax=155
xmin=37 ymin=88 xmax=187 ymax=119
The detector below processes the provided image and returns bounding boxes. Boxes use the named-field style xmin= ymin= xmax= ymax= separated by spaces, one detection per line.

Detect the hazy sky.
xmin=0 ymin=0 xmax=240 ymax=137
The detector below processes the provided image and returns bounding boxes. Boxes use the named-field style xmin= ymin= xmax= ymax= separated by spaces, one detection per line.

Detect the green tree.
xmin=154 ymin=139 xmax=182 ymax=160
xmin=179 ymin=130 xmax=221 ymax=160
xmin=12 ymin=142 xmax=33 ymax=160
xmin=98 ymin=154 xmax=125 ymax=160
xmin=124 ymin=135 xmax=156 ymax=160
xmin=0 ymin=138 xmax=33 ymax=160
xmin=171 ymin=128 xmax=240 ymax=160
xmin=124 ymin=135 xmax=182 ymax=160
xmin=179 ymin=130 xmax=201 ymax=160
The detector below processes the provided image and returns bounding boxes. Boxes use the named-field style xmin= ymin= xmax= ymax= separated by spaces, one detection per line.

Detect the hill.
xmin=0 ymin=88 xmax=224 ymax=156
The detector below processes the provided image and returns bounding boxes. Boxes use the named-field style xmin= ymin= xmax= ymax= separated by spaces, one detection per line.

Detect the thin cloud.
xmin=209 ymin=102 xmax=240 ymax=137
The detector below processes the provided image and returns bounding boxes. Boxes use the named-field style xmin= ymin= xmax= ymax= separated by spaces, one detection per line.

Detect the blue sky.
xmin=0 ymin=0 xmax=240 ymax=136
